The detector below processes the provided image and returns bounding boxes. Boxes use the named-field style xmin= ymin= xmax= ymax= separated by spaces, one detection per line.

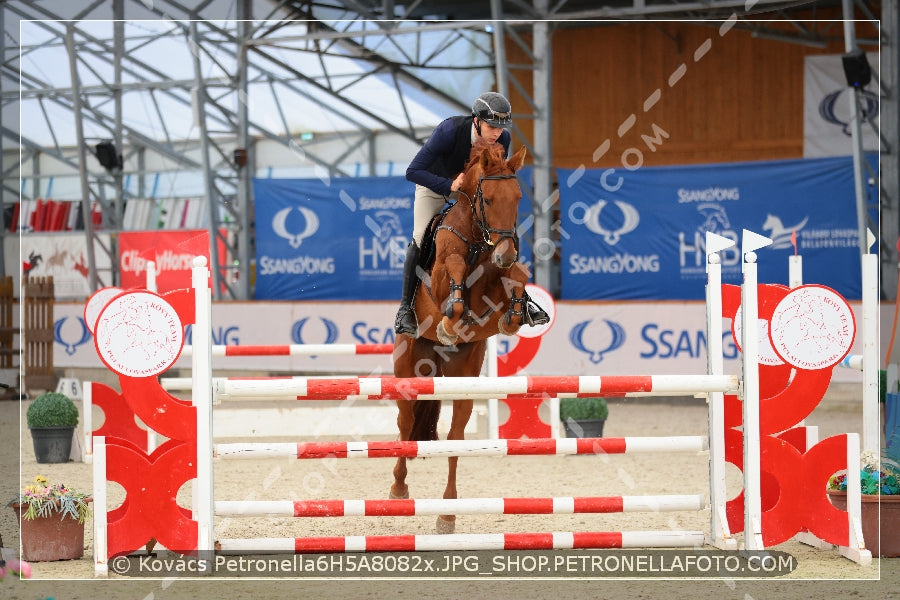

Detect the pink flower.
xmin=7 ymin=559 xmax=32 ymax=578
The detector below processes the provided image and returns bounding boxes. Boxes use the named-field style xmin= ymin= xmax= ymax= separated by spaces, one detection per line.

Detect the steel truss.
xmin=0 ymin=0 xmax=891 ymax=301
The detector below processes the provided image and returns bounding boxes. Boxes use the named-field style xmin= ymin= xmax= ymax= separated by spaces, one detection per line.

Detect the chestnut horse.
xmin=391 ymin=139 xmax=533 ymax=534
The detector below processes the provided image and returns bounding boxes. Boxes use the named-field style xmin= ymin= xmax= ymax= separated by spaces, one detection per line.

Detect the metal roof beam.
xmin=548 ymin=0 xmax=825 ymax=19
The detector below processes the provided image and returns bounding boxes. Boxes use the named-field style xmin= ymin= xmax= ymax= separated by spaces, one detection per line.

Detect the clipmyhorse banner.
xmin=557 ymin=155 xmax=871 ymax=301
xmin=118 ymin=230 xmax=226 ymax=293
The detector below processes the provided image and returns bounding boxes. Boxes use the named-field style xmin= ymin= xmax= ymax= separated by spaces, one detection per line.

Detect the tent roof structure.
xmin=0 ymin=0 xmax=889 ymax=300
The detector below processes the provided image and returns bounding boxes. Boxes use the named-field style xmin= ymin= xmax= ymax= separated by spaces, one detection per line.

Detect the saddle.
xmin=417 ymin=202 xmax=453 ymax=274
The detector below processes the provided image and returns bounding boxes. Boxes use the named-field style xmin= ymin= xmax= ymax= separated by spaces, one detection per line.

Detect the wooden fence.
xmin=0 ymin=275 xmax=15 ymax=398
xmin=23 ymin=276 xmax=55 ymax=392
xmin=0 ymin=276 xmax=13 ymax=369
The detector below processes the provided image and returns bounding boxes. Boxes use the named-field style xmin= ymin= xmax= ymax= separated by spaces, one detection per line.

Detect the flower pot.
xmin=11 ymin=503 xmax=86 ymax=561
xmin=562 ymin=418 xmax=605 ymax=438
xmin=828 ymin=491 xmax=900 ymax=558
xmin=29 ymin=426 xmax=75 ymax=463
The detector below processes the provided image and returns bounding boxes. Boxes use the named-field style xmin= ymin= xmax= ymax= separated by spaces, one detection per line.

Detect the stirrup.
xmin=526 ymin=299 xmax=550 ymax=326
xmin=394 ymin=304 xmax=419 ymax=337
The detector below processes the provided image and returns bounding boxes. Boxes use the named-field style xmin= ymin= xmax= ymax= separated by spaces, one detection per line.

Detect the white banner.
xmin=804 ymin=54 xmax=880 ymax=158
xmin=6 ymin=233 xmax=113 ymax=299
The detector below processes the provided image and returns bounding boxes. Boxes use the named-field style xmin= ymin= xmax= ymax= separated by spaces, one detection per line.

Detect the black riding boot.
xmin=525 ymin=293 xmax=550 ymax=326
xmin=394 ymin=242 xmax=421 ymax=337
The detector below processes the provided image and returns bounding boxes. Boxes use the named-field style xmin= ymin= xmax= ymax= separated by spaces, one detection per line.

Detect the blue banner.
xmin=558 ymin=155 xmax=870 ymax=300
xmin=253 ymin=176 xmax=415 ymax=300
xmin=516 ymin=166 xmax=535 ymax=270
xmin=253 ymin=174 xmax=537 ymax=300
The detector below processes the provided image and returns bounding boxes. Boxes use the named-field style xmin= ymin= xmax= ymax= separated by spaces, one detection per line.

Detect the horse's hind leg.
xmin=435 ymin=340 xmax=486 ymax=533
xmin=390 ymin=399 xmax=414 ymax=499
xmin=391 ymin=337 xmax=418 ymax=500
xmin=436 ymin=398 xmax=474 ymax=534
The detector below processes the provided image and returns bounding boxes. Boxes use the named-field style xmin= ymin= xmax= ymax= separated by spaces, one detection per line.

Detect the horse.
xmin=391 ymin=138 xmax=532 ymax=534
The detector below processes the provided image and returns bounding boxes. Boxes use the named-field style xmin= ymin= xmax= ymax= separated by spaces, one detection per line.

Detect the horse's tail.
xmin=409 ymin=400 xmax=441 ymax=441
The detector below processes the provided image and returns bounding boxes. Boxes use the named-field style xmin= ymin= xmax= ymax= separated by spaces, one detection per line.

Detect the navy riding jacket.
xmin=406 ymin=115 xmax=512 ymax=197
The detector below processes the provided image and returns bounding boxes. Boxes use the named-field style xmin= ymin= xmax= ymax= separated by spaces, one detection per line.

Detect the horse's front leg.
xmin=437 ymin=254 xmax=467 ymax=345
xmin=498 ymin=263 xmax=530 ymax=336
xmin=436 ymin=399 xmax=474 ymax=534
xmin=390 ymin=399 xmax=415 ymax=499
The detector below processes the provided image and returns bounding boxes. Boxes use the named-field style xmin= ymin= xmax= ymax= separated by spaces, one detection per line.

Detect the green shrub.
xmin=559 ymin=397 xmax=608 ymax=421
xmin=26 ymin=392 xmax=79 ymax=428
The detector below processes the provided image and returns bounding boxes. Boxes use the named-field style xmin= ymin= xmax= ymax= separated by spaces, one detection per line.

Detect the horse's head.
xmin=460 ymin=140 xmax=527 ymax=269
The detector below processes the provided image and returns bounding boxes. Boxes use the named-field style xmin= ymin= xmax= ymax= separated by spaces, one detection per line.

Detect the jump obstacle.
xmin=83 ymin=321 xmax=555 ymax=458
xmin=81 ymin=341 xmax=398 ymax=461
xmin=90 ymin=230 xmax=874 ymax=575
xmin=82 ymin=261 xmax=561 ymax=457
xmin=80 ymin=259 xmax=401 ymax=460
xmin=83 ymin=260 xmax=497 ymax=456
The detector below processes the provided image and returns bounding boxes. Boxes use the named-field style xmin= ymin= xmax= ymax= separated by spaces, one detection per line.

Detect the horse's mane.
xmin=463 ymin=138 xmax=507 ymax=175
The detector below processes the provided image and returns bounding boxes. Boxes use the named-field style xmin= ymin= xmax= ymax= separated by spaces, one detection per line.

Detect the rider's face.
xmin=477 ymin=120 xmax=504 ymax=144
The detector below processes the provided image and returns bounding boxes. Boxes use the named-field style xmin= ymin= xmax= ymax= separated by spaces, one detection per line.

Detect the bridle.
xmin=468 ymin=173 xmax=519 ymax=247
xmin=439 ymin=173 xmax=520 ymax=265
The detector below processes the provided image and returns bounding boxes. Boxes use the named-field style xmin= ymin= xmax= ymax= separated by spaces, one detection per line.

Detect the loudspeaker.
xmin=842 ymin=49 xmax=871 ymax=88
xmin=95 ymin=141 xmax=123 ymax=171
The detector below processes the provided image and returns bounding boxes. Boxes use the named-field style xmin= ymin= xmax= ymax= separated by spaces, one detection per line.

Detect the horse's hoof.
xmin=389 ymin=489 xmax=409 ymax=499
xmin=436 ymin=321 xmax=458 ymax=346
xmin=436 ymin=516 xmax=456 ymax=534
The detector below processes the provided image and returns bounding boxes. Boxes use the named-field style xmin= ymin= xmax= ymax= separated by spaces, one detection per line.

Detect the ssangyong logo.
xmin=569 ymin=199 xmax=658 ymax=275
xmin=582 ymin=200 xmax=640 ymax=245
xmin=291 ymin=317 xmax=339 ymax=345
xmin=819 ymin=88 xmax=879 ymax=136
xmin=54 ymin=316 xmax=92 ymax=356
xmin=272 ymin=206 xmax=320 ymax=248
xmin=569 ymin=319 xmax=626 ymax=364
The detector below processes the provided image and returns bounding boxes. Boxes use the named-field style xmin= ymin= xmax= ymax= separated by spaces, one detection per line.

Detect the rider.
xmin=394 ymin=91 xmax=551 ymax=337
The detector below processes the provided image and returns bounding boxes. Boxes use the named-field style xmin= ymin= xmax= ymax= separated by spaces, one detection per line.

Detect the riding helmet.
xmin=471 ymin=92 xmax=512 ymax=128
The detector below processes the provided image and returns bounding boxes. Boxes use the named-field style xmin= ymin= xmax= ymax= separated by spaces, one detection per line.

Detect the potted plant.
xmin=26 ymin=391 xmax=79 ymax=463
xmin=827 ymin=450 xmax=900 ymax=558
xmin=8 ymin=475 xmax=92 ymax=562
xmin=559 ymin=397 xmax=609 ymax=438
